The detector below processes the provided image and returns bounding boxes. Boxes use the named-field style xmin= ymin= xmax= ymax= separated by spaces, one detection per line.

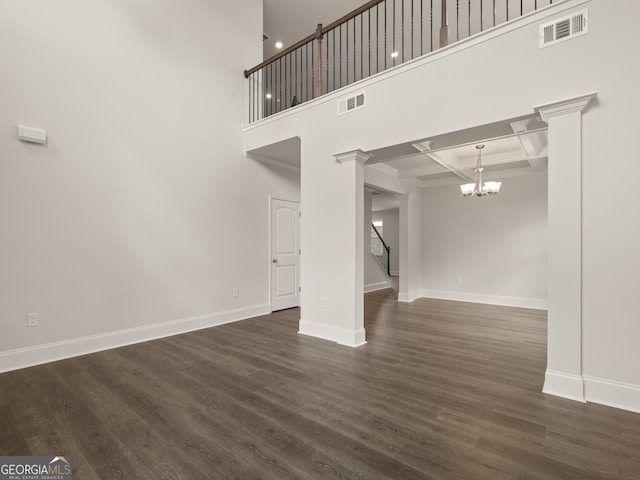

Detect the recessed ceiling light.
xmin=391 ymin=51 xmax=399 ymax=58
xmin=275 ymin=41 xmax=283 ymax=49
xmin=266 ymin=93 xmax=272 ymax=99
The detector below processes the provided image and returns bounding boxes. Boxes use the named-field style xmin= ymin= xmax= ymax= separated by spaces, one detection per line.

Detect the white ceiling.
xmin=246 ymin=136 xmax=301 ymax=170
xmin=263 ymin=0 xmax=364 ymax=59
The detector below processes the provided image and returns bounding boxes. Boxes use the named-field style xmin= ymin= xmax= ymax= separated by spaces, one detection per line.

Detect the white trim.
xmin=0 ymin=304 xmax=270 ymax=373
xmin=390 ymin=270 xmax=399 ymax=276
xmin=247 ymin=152 xmax=301 ymax=173
xmin=298 ymin=320 xmax=366 ymax=347
xmin=543 ymin=370 xmax=586 ymax=402
xmin=584 ymin=376 xmax=640 ymax=414
xmin=421 ymin=289 xmax=547 ymax=310
xmin=364 ymin=281 xmax=391 ymax=293
xmin=242 ymin=0 xmax=590 ymax=132
xmin=335 ymin=150 xmax=372 ymax=164
xmin=534 ymin=92 xmax=597 ymax=122
xmin=397 ymin=290 xmax=422 ymax=303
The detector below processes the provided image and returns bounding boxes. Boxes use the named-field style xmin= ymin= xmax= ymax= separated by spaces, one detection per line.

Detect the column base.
xmin=298 ymin=320 xmax=366 ymax=347
xmin=543 ymin=370 xmax=585 ymax=402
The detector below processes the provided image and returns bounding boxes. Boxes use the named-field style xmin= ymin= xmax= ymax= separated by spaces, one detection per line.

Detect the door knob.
xmin=272 ymin=259 xmax=278 ymax=263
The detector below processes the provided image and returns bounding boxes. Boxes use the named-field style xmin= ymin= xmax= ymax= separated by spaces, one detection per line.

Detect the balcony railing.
xmin=245 ymin=0 xmax=555 ymax=123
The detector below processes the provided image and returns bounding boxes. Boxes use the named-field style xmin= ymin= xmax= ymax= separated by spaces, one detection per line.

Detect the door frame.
xmin=269 ymin=195 xmax=301 ymax=312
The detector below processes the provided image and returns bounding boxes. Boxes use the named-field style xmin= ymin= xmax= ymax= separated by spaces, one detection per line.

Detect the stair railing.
xmin=244 ymin=0 xmax=555 ymax=124
xmin=371 ymin=223 xmax=391 ymax=276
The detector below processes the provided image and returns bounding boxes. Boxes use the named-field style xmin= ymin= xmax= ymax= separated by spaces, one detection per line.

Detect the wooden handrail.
xmin=321 ymin=0 xmax=384 ymax=33
xmin=244 ymin=0 xmax=385 ymax=78
xmin=244 ymin=31 xmax=316 ymax=78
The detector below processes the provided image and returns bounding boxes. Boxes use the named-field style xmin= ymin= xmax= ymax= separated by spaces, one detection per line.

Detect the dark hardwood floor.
xmin=2 ymin=289 xmax=640 ymax=479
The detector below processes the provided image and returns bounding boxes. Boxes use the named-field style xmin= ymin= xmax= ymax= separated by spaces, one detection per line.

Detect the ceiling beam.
xmin=412 ymin=142 xmax=473 ymax=182
xmin=398 ymin=151 xmax=549 ymax=178
xmin=510 ymin=121 xmax=548 ymax=173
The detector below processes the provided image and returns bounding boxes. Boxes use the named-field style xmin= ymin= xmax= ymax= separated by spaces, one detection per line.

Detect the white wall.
xmin=422 ymin=174 xmax=547 ymax=308
xmin=0 ymin=0 xmax=301 ymax=370
xmin=372 ymin=208 xmax=400 ymax=275
xmin=243 ymin=0 xmax=640 ymax=409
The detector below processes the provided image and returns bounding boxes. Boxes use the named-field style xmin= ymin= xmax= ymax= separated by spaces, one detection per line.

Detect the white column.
xmin=536 ymin=93 xmax=596 ymax=402
xmin=298 ymin=149 xmax=369 ymax=347
xmin=398 ymin=192 xmax=422 ymax=303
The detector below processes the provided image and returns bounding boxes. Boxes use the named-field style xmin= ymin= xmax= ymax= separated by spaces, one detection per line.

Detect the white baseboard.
xmin=397 ymin=290 xmax=422 ymax=303
xmin=421 ymin=289 xmax=547 ymax=310
xmin=0 ymin=304 xmax=270 ymax=373
xmin=543 ymin=370 xmax=586 ymax=402
xmin=584 ymin=375 xmax=640 ymax=414
xmin=298 ymin=320 xmax=366 ymax=347
xmin=390 ymin=270 xmax=399 ymax=276
xmin=364 ymin=281 xmax=391 ymax=293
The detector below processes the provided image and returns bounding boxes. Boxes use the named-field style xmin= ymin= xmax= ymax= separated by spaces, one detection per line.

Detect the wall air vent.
xmin=539 ymin=10 xmax=588 ymax=48
xmin=338 ymin=92 xmax=366 ymax=116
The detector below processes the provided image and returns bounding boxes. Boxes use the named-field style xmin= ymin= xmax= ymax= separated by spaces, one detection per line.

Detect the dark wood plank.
xmin=1 ymin=288 xmax=640 ymax=479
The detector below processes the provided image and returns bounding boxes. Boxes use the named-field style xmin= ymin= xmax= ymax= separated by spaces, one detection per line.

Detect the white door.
xmin=270 ymin=198 xmax=300 ymax=311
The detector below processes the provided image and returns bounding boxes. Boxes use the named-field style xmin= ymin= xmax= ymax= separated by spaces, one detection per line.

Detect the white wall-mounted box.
xmin=18 ymin=125 xmax=47 ymax=144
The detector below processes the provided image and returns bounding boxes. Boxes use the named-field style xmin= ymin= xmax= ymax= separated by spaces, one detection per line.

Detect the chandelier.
xmin=460 ymin=144 xmax=502 ymax=197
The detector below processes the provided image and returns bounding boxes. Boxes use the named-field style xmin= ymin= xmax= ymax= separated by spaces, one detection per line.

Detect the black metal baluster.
xmin=457 ymin=0 xmax=460 ymax=41
xmin=377 ymin=3 xmax=380 ymax=73
xmin=353 ymin=17 xmax=358 ymax=82
xmin=333 ymin=29 xmax=336 ymax=91
xmin=352 ymin=18 xmax=356 ymax=84
xmin=384 ymin=1 xmax=388 ymax=70
xmin=393 ymin=0 xmax=396 ymax=66
xmin=402 ymin=0 xmax=405 ymax=62
xmin=345 ymin=21 xmax=348 ymax=85
xmin=280 ymin=57 xmax=283 ymax=112
xmin=368 ymin=9 xmax=372 ymax=77
xmin=339 ymin=24 xmax=343 ymax=88
xmin=353 ymin=18 xmax=356 ymax=82
xmin=430 ymin=0 xmax=433 ymax=52
xmin=326 ymin=26 xmax=329 ymax=94
xmin=421 ymin=0 xmax=424 ymax=56
xmin=361 ymin=14 xmax=363 ymax=82
xmin=411 ymin=0 xmax=415 ymax=60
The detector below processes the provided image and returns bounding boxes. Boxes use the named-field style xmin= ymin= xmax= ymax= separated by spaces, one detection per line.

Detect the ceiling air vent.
xmin=338 ymin=92 xmax=366 ymax=116
xmin=539 ymin=10 xmax=588 ymax=48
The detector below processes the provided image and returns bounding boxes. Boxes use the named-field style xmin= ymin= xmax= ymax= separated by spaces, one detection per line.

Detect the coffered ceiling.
xmin=365 ymin=114 xmax=548 ymax=188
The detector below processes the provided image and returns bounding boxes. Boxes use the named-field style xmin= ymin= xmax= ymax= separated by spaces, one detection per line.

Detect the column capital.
xmin=335 ymin=149 xmax=372 ymax=164
xmin=535 ymin=92 xmax=597 ymax=123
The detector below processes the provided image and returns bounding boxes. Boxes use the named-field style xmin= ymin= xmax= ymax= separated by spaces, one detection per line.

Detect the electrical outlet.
xmin=27 ymin=313 xmax=39 ymax=327
xmin=233 ymin=288 xmax=239 ymax=297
